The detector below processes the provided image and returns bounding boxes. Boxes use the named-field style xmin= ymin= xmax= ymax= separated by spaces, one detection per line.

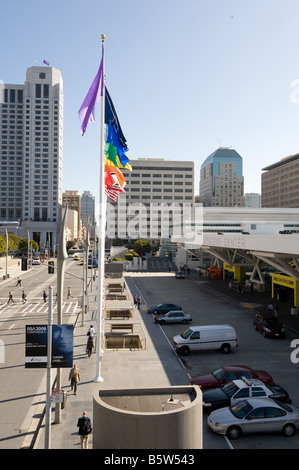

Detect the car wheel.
xmin=282 ymin=424 xmax=296 ymax=437
xmin=159 ymin=320 xmax=166 ymax=325
xmin=153 ymin=310 xmax=158 ymax=315
xmin=262 ymin=331 xmax=267 ymax=338
xmin=221 ymin=344 xmax=231 ymax=354
xmin=226 ymin=426 xmax=242 ymax=439
xmin=179 ymin=346 xmax=190 ymax=356
xmin=181 ymin=319 xmax=188 ymax=324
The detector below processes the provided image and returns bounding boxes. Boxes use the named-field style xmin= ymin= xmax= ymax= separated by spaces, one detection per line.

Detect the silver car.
xmin=154 ymin=310 xmax=192 ymax=325
xmin=207 ymin=398 xmax=299 ymax=439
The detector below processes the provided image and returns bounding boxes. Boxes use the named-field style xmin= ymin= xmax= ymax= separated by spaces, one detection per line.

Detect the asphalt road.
xmin=0 ymin=258 xmax=87 ymax=449
xmin=126 ymin=272 xmax=299 ymax=450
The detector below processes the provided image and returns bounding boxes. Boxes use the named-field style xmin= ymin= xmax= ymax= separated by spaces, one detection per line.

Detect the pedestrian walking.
xmin=67 ymin=286 xmax=73 ymax=299
xmin=87 ymin=325 xmax=95 ymax=338
xmin=86 ymin=336 xmax=94 ymax=357
xmin=267 ymin=302 xmax=274 ymax=314
xmin=22 ymin=290 xmax=27 ymax=304
xmin=137 ymin=295 xmax=141 ymax=309
xmin=43 ymin=290 xmax=47 ymax=303
xmin=133 ymin=294 xmax=138 ymax=306
xmin=77 ymin=411 xmax=92 ymax=449
xmin=7 ymin=292 xmax=14 ymax=304
xmin=16 ymin=277 xmax=21 ymax=287
xmin=68 ymin=364 xmax=80 ymax=395
xmin=273 ymin=301 xmax=279 ymax=317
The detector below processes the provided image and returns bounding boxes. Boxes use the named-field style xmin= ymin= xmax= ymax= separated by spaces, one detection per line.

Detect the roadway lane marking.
xmin=8 ymin=324 xmax=14 ymax=330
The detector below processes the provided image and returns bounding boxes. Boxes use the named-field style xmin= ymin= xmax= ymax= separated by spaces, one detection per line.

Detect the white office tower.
xmin=106 ymin=158 xmax=194 ymax=242
xmin=0 ymin=66 xmax=63 ymax=252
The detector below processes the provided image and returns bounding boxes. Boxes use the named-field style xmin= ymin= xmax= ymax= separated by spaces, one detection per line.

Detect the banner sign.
xmin=25 ymin=325 xmax=48 ymax=368
xmin=25 ymin=324 xmax=73 ymax=368
xmin=51 ymin=324 xmax=74 ymax=368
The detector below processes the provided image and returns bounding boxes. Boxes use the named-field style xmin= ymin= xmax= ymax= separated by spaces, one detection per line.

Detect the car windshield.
xmin=212 ymin=368 xmax=226 ymax=380
xmin=221 ymin=381 xmax=240 ymax=397
xmin=265 ymin=318 xmax=281 ymax=327
xmin=271 ymin=399 xmax=293 ymax=413
xmin=181 ymin=328 xmax=193 ymax=339
xmin=230 ymin=400 xmax=253 ymax=419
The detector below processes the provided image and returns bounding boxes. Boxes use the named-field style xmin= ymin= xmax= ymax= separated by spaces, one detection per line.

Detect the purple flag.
xmin=78 ymin=46 xmax=104 ymax=136
xmin=43 ymin=60 xmax=50 ymax=66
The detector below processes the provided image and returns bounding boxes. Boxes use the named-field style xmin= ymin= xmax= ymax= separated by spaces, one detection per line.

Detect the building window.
xmin=43 ymin=84 xmax=49 ymax=98
xmin=36 ymin=84 xmax=41 ymax=98
xmin=10 ymin=89 xmax=15 ymax=103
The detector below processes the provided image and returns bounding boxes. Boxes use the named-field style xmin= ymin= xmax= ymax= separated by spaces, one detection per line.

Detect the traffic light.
xmin=48 ymin=261 xmax=54 ymax=274
xmin=21 ymin=258 xmax=27 ymax=271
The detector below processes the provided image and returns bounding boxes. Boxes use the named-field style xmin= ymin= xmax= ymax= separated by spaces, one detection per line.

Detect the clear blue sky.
xmin=2 ymin=0 xmax=299 ymax=203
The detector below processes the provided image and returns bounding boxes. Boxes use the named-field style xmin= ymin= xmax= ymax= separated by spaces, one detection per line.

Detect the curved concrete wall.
xmin=93 ymin=386 xmax=202 ymax=449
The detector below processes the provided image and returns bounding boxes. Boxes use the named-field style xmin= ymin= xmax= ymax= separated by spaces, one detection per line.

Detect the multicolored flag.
xmin=78 ymin=46 xmax=104 ymax=136
xmin=43 ymin=60 xmax=50 ymax=66
xmin=78 ymin=47 xmax=132 ymax=202
xmin=105 ymin=87 xmax=128 ymax=151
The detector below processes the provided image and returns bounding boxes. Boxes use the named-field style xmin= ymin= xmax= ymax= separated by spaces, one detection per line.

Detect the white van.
xmin=173 ymin=324 xmax=238 ymax=356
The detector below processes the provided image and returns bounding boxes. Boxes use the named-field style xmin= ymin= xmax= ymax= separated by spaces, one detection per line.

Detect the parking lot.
xmin=126 ymin=272 xmax=299 ymax=449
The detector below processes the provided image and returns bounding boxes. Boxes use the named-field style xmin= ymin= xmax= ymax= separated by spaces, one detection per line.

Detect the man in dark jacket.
xmin=77 ymin=411 xmax=92 ymax=449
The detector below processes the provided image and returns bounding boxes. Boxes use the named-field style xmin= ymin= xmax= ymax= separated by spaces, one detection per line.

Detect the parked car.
xmin=173 ymin=324 xmax=237 ymax=356
xmin=207 ymin=398 xmax=299 ymax=439
xmin=202 ymin=377 xmax=291 ymax=410
xmin=253 ymin=313 xmax=285 ymax=338
xmin=175 ymin=272 xmax=185 ymax=279
xmin=148 ymin=303 xmax=182 ymax=315
xmin=189 ymin=365 xmax=274 ymax=390
xmin=32 ymin=258 xmax=41 ymax=265
xmin=155 ymin=310 xmax=192 ymax=325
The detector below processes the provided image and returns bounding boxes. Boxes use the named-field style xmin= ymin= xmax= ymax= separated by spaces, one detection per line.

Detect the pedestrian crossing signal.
xmin=48 ymin=261 xmax=54 ymax=274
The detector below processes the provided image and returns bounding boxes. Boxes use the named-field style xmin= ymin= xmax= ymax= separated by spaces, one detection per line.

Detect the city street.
xmin=0 ymin=258 xmax=86 ymax=449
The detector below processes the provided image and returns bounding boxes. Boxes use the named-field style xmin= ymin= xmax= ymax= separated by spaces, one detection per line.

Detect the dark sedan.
xmin=147 ymin=303 xmax=182 ymax=315
xmin=189 ymin=365 xmax=274 ymax=390
xmin=253 ymin=313 xmax=285 ymax=338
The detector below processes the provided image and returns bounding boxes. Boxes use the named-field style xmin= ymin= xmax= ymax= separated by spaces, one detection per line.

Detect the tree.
xmin=133 ymin=239 xmax=151 ymax=257
xmin=19 ymin=238 xmax=39 ymax=254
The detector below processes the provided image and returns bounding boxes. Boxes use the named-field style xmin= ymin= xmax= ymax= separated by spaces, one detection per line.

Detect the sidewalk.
xmin=33 ymin=282 xmax=190 ymax=449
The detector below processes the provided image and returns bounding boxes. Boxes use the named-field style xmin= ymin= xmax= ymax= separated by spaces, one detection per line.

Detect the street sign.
xmin=51 ymin=389 xmax=64 ymax=403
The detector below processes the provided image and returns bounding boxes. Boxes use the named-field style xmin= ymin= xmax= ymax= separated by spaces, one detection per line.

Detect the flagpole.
xmin=94 ymin=34 xmax=106 ymax=382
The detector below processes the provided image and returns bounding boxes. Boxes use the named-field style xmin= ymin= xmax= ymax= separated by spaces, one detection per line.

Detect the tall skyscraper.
xmin=0 ymin=66 xmax=63 ymax=250
xmin=200 ymin=148 xmax=245 ymax=207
